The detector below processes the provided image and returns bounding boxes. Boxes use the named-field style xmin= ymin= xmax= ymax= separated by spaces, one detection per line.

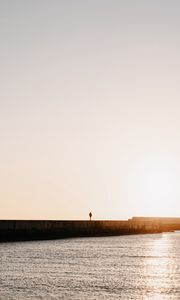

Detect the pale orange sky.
xmin=1 ymin=1 xmax=180 ymax=220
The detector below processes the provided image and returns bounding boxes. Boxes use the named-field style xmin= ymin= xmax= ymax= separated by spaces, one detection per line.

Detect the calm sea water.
xmin=1 ymin=232 xmax=180 ymax=300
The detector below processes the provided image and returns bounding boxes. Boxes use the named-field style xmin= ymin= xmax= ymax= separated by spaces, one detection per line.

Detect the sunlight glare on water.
xmin=142 ymin=233 xmax=179 ymax=300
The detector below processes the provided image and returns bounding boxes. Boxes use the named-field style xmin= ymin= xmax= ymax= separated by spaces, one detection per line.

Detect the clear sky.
xmin=1 ymin=1 xmax=180 ymax=220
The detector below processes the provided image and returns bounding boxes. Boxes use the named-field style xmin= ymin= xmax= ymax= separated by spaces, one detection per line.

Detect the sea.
xmin=0 ymin=232 xmax=180 ymax=299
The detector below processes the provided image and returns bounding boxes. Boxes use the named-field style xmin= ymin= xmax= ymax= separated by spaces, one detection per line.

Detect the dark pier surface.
xmin=1 ymin=217 xmax=179 ymax=242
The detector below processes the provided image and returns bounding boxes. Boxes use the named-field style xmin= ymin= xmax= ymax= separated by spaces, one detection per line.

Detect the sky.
xmin=1 ymin=0 xmax=180 ymax=220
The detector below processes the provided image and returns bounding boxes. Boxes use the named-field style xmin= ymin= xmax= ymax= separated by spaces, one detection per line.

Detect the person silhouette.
xmin=89 ymin=212 xmax=92 ymax=221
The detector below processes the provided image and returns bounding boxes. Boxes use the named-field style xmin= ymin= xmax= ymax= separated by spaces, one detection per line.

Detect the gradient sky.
xmin=1 ymin=1 xmax=180 ymax=220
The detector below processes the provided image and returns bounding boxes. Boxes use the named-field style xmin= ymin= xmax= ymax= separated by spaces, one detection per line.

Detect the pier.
xmin=0 ymin=218 xmax=168 ymax=242
xmin=1 ymin=217 xmax=180 ymax=242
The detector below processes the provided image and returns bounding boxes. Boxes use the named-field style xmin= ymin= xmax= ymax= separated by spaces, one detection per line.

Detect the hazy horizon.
xmin=1 ymin=1 xmax=180 ymax=220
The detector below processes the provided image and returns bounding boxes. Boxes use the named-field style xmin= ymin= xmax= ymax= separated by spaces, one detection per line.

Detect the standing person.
xmin=89 ymin=212 xmax=92 ymax=221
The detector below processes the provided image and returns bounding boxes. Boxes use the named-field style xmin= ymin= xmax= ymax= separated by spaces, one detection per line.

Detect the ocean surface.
xmin=1 ymin=232 xmax=180 ymax=300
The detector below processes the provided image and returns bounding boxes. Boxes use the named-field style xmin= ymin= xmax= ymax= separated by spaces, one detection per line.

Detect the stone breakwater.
xmin=0 ymin=219 xmax=164 ymax=242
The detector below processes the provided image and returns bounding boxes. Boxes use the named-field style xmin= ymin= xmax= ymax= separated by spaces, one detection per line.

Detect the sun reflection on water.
xmin=143 ymin=233 xmax=177 ymax=300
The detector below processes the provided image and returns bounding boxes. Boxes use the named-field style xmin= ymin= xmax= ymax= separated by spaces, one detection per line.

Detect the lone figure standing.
xmin=89 ymin=212 xmax=92 ymax=221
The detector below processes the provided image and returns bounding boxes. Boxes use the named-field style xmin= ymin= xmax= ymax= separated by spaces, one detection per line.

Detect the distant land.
xmin=1 ymin=217 xmax=180 ymax=242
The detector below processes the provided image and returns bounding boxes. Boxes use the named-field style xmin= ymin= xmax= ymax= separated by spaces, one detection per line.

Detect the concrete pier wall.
xmin=0 ymin=219 xmax=162 ymax=242
xmin=131 ymin=217 xmax=180 ymax=232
